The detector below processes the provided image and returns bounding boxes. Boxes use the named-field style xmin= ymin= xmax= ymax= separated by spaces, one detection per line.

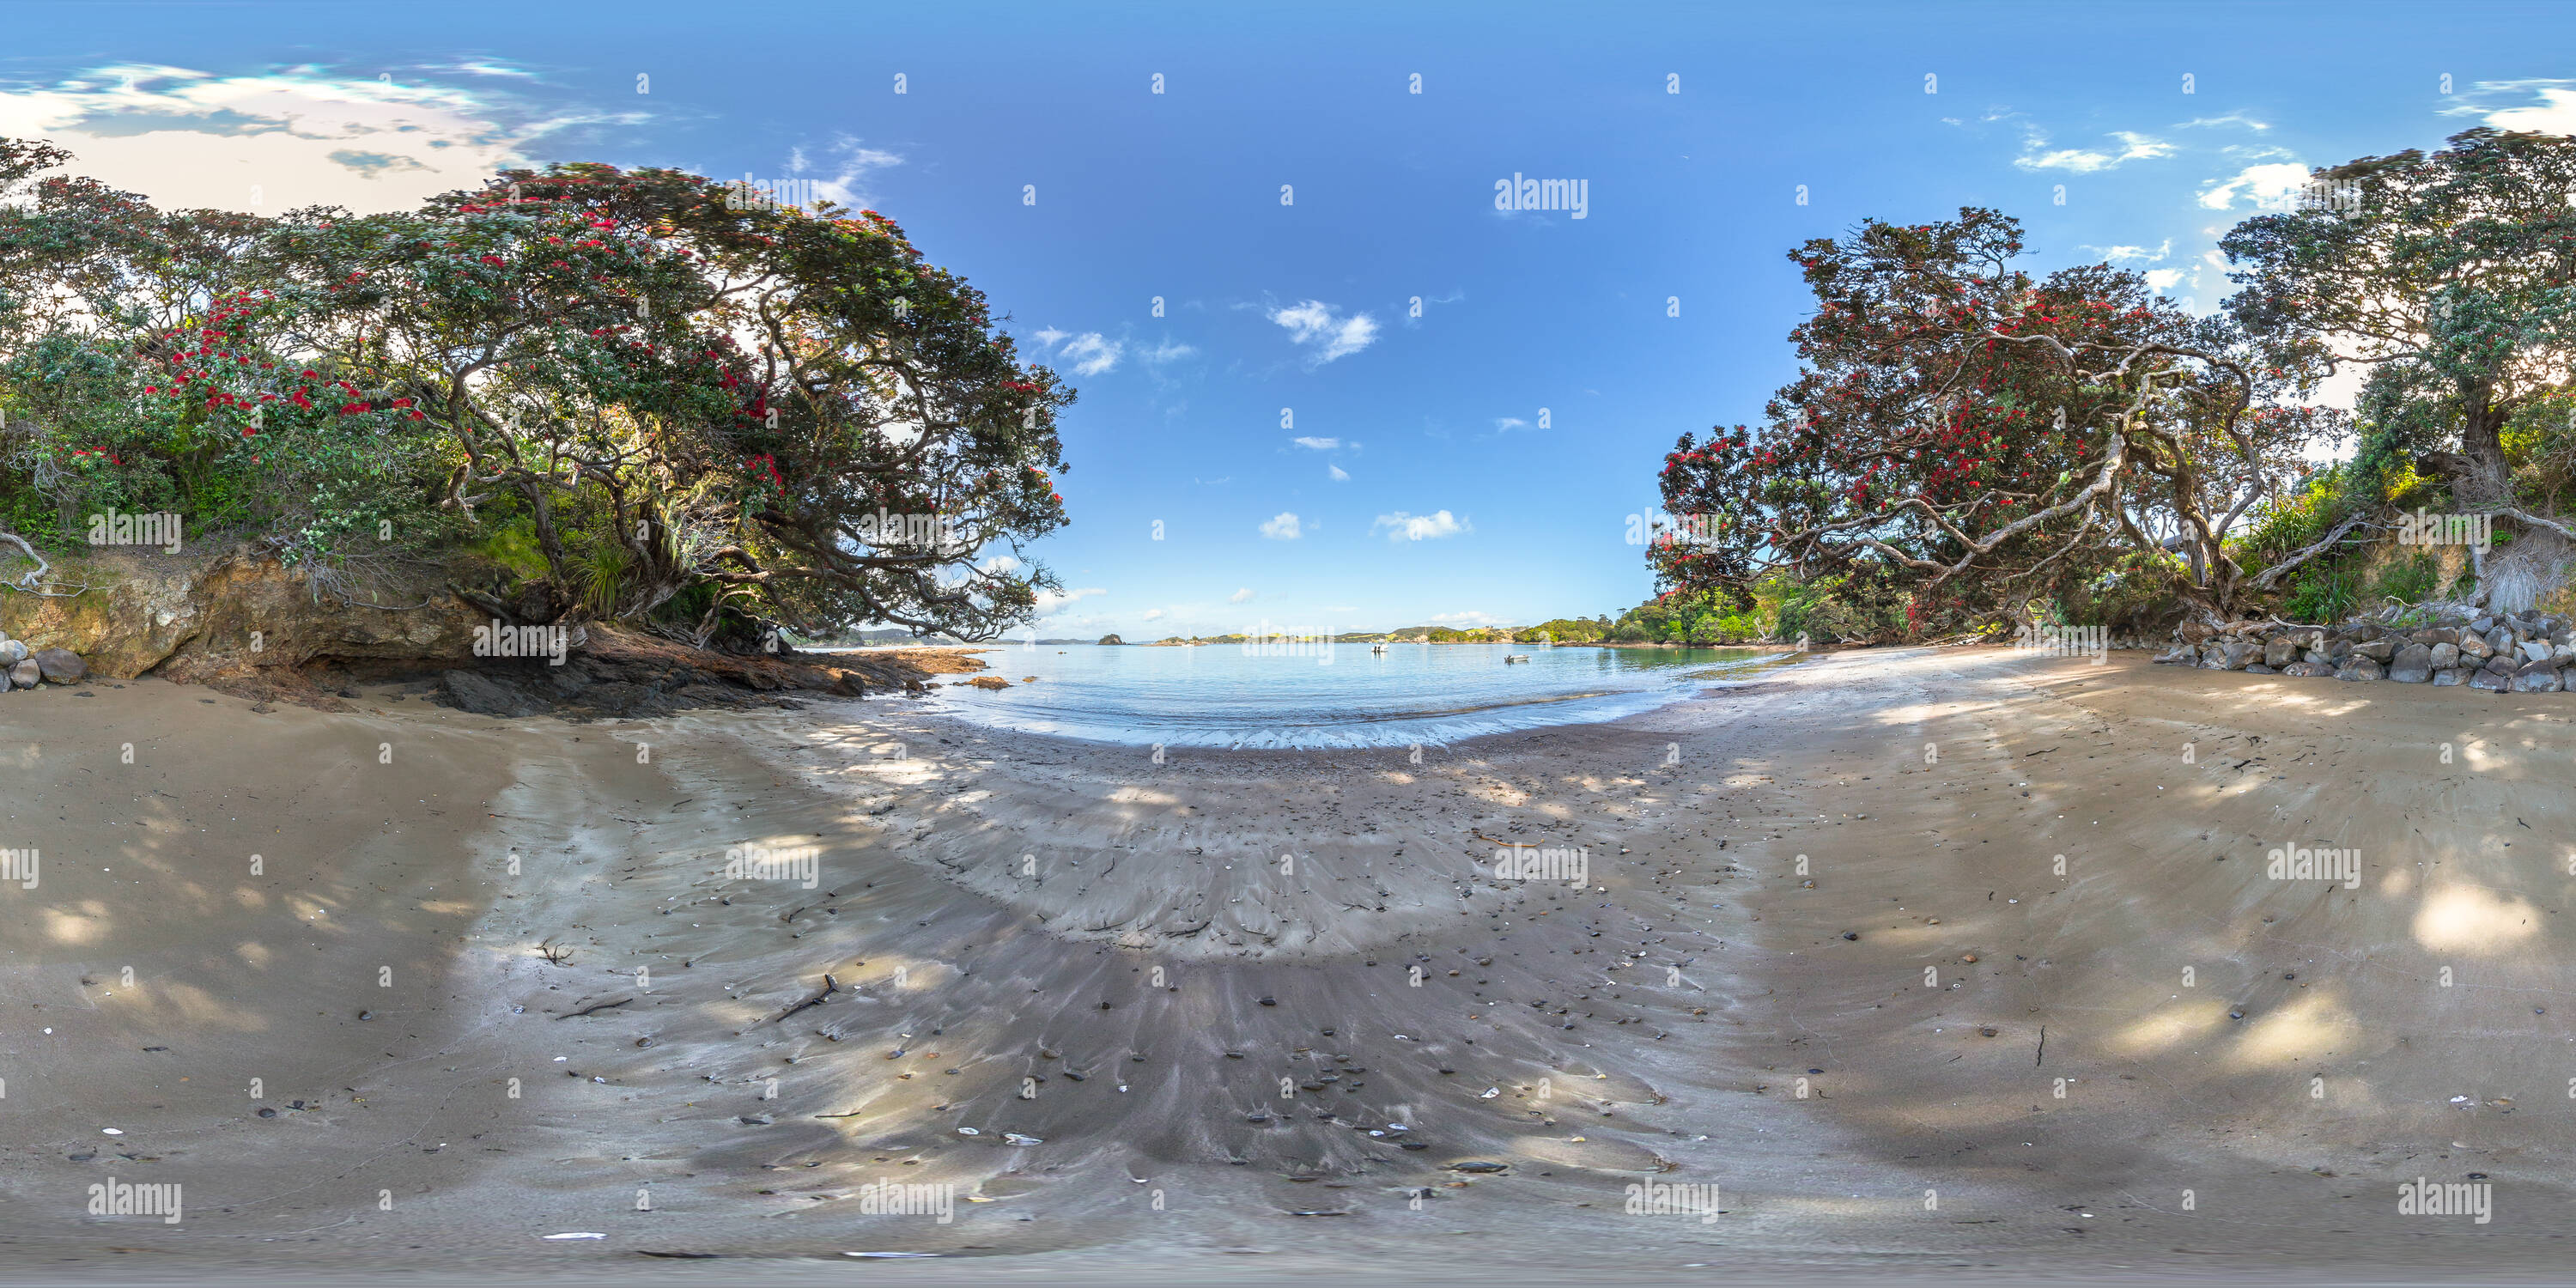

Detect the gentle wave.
xmin=888 ymin=643 xmax=1792 ymax=749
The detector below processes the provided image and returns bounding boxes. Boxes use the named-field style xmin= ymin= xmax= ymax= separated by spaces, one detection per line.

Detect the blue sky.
xmin=5 ymin=2 xmax=2573 ymax=637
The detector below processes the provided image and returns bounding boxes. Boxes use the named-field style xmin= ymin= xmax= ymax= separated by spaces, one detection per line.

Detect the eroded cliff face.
xmin=0 ymin=546 xmax=485 ymax=680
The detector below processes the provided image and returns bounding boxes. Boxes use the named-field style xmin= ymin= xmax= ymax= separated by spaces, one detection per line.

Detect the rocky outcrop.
xmin=0 ymin=545 xmax=486 ymax=682
xmin=2158 ymin=605 xmax=2576 ymax=697
xmin=440 ymin=669 xmax=550 ymax=718
xmin=413 ymin=626 xmax=997 ymax=720
xmin=0 ymin=544 xmax=987 ymax=713
xmin=1098 ymin=634 xmax=1124 ymax=646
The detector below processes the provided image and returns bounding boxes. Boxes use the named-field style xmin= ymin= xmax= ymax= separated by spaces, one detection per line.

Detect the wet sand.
xmin=3 ymin=647 xmax=2572 ymax=1282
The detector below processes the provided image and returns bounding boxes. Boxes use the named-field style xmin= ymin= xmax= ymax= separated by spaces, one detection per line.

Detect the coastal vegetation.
xmin=1645 ymin=129 xmax=2576 ymax=643
xmin=0 ymin=138 xmax=1073 ymax=647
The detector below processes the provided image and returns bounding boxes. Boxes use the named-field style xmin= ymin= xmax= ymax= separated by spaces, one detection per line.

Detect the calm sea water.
xmin=848 ymin=642 xmax=1791 ymax=749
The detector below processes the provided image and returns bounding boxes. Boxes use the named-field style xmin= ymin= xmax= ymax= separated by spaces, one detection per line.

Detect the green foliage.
xmin=467 ymin=516 xmax=550 ymax=580
xmin=0 ymin=142 xmax=1076 ymax=640
xmin=1526 ymin=616 xmax=1607 ymax=642
xmin=2231 ymin=460 xmax=2454 ymax=623
xmin=1611 ymin=575 xmax=1791 ymax=643
xmin=2370 ymin=550 xmax=2439 ymax=605
xmin=1653 ymin=208 xmax=2337 ymax=632
xmin=2231 ymin=468 xmax=2355 ymax=580
xmin=2281 ymin=562 xmax=2366 ymax=624
xmin=2502 ymin=390 xmax=2576 ymax=512
xmin=1772 ymin=574 xmax=1911 ymax=644
xmin=574 ymin=538 xmax=632 ymax=617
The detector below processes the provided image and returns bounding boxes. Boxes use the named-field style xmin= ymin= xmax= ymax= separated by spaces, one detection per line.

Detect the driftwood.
xmin=0 ymin=528 xmax=86 ymax=597
xmin=769 ymin=973 xmax=840 ymax=1024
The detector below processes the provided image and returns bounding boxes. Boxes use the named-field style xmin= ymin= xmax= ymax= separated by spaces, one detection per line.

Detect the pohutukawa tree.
xmin=383 ymin=164 xmax=1080 ymax=641
xmin=664 ymin=176 xmax=1075 ymax=640
xmin=1649 ymin=209 xmax=2341 ymax=635
xmin=0 ymin=145 xmax=1080 ymax=646
xmin=0 ymin=140 xmax=299 ymax=592
xmin=2222 ymin=128 xmax=2576 ymax=611
xmin=258 ymin=166 xmax=766 ymax=629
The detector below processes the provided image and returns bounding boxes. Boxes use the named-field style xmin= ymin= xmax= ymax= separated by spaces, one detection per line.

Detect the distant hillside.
xmin=838 ymin=628 xmax=968 ymax=645
xmin=1133 ymin=623 xmax=1621 ymax=645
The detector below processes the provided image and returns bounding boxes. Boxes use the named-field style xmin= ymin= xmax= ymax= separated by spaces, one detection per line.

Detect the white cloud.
xmin=2087 ymin=239 xmax=2172 ymax=264
xmin=978 ymin=555 xmax=1022 ymax=574
xmin=1291 ymin=436 xmax=1341 ymax=450
xmin=1429 ymin=610 xmax=1504 ymax=626
xmin=1269 ymin=300 xmax=1379 ymax=364
xmin=2017 ymin=149 xmax=2114 ymax=173
xmin=2015 ymin=130 xmax=2172 ymax=173
xmin=1259 ymin=512 xmax=1302 ymax=539
xmin=1372 ymin=509 xmax=1468 ymax=542
xmin=1327 ymin=463 xmax=1349 ymax=482
xmin=2179 ymin=112 xmax=2272 ymax=132
xmin=448 ymin=59 xmax=538 ymax=80
xmin=2476 ymin=84 xmax=2576 ymax=134
xmin=1139 ymin=337 xmax=1196 ymax=366
xmin=1057 ymin=332 xmax=1121 ymax=376
xmin=1025 ymin=328 xmax=1120 ymax=375
xmin=782 ymin=134 xmax=904 ymax=210
xmin=2197 ymin=161 xmax=2311 ymax=210
xmin=1228 ymin=587 xmax=1255 ymax=603
xmin=2110 ymin=131 xmax=2174 ymax=159
xmin=1142 ymin=608 xmax=1164 ymax=621
xmin=1492 ymin=416 xmax=1529 ymax=432
xmin=1033 ymin=586 xmax=1105 ymax=613
xmin=2145 ymin=268 xmax=2185 ymax=292
xmin=0 ymin=63 xmax=631 ymax=214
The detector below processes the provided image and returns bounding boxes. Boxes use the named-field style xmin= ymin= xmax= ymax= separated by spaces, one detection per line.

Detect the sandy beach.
xmin=4 ymin=647 xmax=2570 ymax=1282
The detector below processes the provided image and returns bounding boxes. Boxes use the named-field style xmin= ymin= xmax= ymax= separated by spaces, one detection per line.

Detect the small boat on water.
xmin=1504 ymin=653 xmax=1530 ymax=664
xmin=1370 ymin=643 xmax=1388 ymax=654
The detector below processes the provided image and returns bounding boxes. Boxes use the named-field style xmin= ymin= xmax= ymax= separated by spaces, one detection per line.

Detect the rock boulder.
xmin=2513 ymin=663 xmax=2567 ymax=693
xmin=2388 ymin=643 xmax=2433 ymax=683
xmin=440 ymin=670 xmax=548 ymax=718
xmin=32 ymin=648 xmax=84 ymax=683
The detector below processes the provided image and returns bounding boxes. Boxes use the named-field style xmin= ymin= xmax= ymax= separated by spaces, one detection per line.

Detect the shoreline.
xmin=904 ymin=647 xmax=1803 ymax=750
xmin=4 ymin=648 xmax=2567 ymax=1277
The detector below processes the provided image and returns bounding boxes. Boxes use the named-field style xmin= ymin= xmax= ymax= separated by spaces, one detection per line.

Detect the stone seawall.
xmin=2156 ymin=607 xmax=2574 ymax=692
